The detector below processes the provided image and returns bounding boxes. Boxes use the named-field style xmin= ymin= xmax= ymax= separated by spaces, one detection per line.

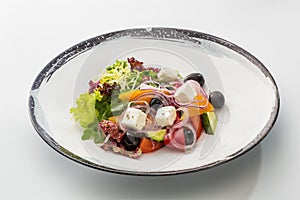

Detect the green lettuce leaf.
xmin=95 ymin=95 xmax=113 ymax=122
xmin=70 ymin=93 xmax=98 ymax=128
xmin=81 ymin=121 xmax=105 ymax=144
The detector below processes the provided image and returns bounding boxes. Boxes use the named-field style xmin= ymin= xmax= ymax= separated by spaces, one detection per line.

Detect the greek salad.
xmin=70 ymin=57 xmax=225 ymax=158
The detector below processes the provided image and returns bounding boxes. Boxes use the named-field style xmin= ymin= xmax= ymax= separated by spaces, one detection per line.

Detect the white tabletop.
xmin=0 ymin=1 xmax=297 ymax=199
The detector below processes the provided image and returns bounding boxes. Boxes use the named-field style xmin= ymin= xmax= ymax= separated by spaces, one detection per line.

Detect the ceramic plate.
xmin=29 ymin=28 xmax=279 ymax=176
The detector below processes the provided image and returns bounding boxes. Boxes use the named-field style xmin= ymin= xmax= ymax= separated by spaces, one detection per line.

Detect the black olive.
xmin=184 ymin=73 xmax=205 ymax=86
xmin=121 ymin=133 xmax=141 ymax=151
xmin=183 ymin=127 xmax=195 ymax=146
xmin=149 ymin=98 xmax=163 ymax=110
xmin=209 ymin=91 xmax=225 ymax=109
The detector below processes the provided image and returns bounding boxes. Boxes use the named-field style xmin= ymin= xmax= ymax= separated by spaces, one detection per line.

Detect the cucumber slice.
xmin=147 ymin=129 xmax=166 ymax=142
xmin=201 ymin=112 xmax=218 ymax=135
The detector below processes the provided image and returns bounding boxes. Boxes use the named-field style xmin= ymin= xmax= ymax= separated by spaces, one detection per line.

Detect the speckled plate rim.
xmin=28 ymin=27 xmax=280 ymax=176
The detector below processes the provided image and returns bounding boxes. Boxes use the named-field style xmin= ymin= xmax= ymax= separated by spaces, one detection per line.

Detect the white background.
xmin=0 ymin=0 xmax=298 ymax=199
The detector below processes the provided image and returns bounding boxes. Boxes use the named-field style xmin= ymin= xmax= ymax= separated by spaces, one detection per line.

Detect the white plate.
xmin=29 ymin=28 xmax=279 ymax=175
